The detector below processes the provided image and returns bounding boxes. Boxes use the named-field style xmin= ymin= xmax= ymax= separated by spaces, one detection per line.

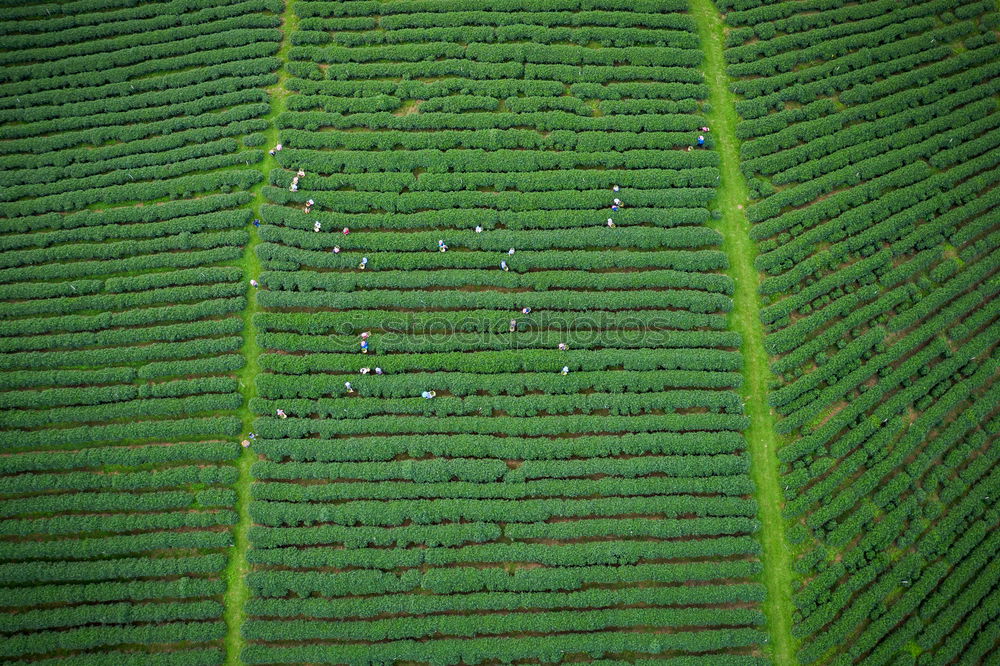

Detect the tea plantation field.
xmin=0 ymin=0 xmax=996 ymax=665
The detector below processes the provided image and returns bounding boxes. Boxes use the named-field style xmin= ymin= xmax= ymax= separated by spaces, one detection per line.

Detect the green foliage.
xmin=242 ymin=132 xmax=267 ymax=147
xmin=0 ymin=0 xmax=287 ymax=659
xmin=723 ymin=1 xmax=1000 ymax=663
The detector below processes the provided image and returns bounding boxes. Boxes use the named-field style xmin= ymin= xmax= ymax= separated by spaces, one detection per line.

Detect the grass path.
xmin=221 ymin=2 xmax=297 ymax=663
xmin=689 ymin=1 xmax=798 ymax=664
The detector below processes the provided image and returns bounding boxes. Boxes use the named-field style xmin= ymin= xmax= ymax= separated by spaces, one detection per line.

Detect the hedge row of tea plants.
xmin=0 ymin=0 xmax=281 ymax=661
xmin=719 ymin=0 xmax=1000 ymax=663
xmin=242 ymin=0 xmax=767 ymax=662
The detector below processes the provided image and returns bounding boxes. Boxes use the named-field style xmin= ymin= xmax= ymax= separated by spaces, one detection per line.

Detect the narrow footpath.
xmin=689 ymin=0 xmax=798 ymax=663
xmin=222 ymin=1 xmax=298 ymax=663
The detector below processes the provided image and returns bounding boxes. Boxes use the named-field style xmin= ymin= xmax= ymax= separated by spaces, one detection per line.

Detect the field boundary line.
xmin=222 ymin=1 xmax=298 ymax=663
xmin=689 ymin=1 xmax=798 ymax=664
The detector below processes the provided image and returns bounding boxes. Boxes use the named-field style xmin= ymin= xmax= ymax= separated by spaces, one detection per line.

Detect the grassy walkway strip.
xmin=689 ymin=1 xmax=798 ymax=663
xmin=221 ymin=1 xmax=298 ymax=664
